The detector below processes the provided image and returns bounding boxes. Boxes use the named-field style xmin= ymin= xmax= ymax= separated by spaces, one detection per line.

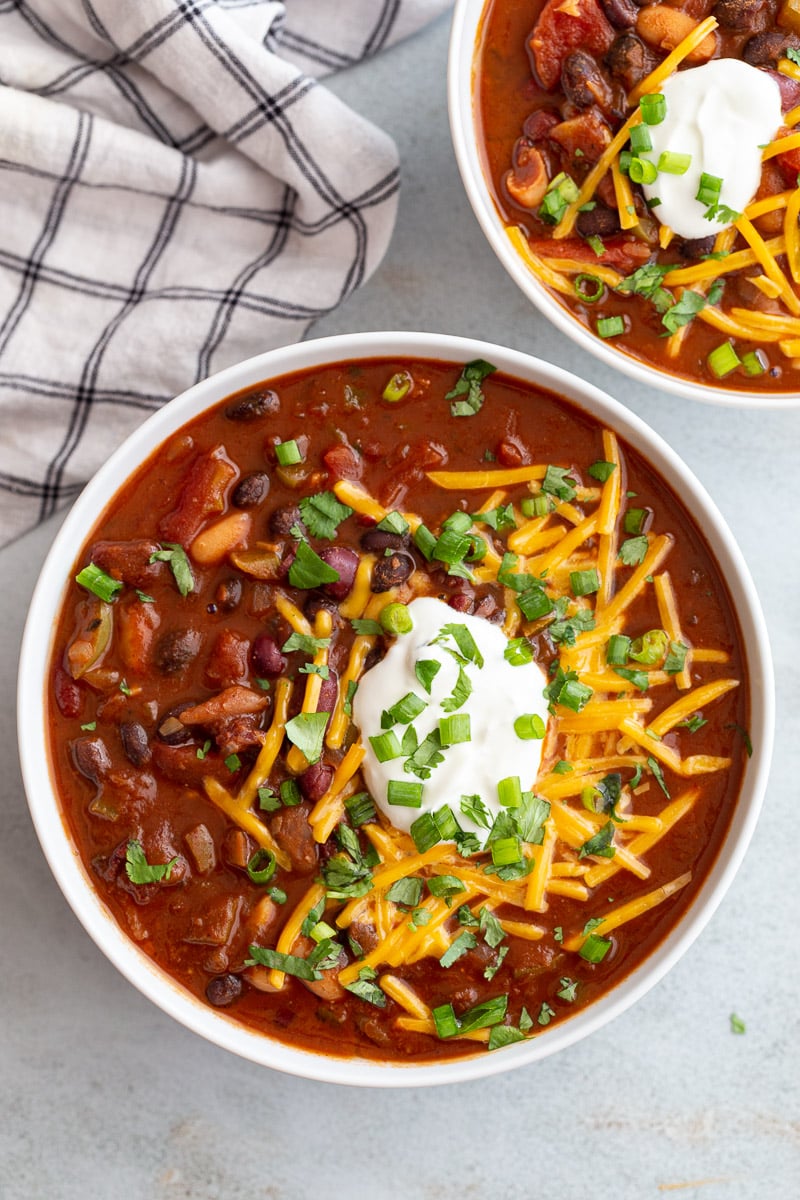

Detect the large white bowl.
xmin=448 ymin=0 xmax=800 ymax=409
xmin=18 ymin=331 xmax=774 ymax=1086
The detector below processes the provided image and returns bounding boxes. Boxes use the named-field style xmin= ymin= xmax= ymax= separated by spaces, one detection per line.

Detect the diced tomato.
xmin=529 ymin=0 xmax=615 ymax=92
xmin=776 ymin=146 xmax=800 ymax=189
xmin=159 ymin=446 xmax=237 ymax=544
xmin=323 ymin=442 xmax=362 ymax=481
xmin=530 ymin=235 xmax=652 ymax=274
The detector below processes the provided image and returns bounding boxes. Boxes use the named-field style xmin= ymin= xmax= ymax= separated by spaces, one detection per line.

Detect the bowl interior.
xmin=447 ymin=0 xmax=800 ymax=410
xmin=17 ymin=331 xmax=775 ymax=1086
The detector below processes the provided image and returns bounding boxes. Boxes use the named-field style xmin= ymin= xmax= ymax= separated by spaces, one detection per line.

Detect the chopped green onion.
xmin=383 ymin=691 xmax=427 ymax=726
xmin=587 ymin=235 xmax=605 ymax=258
xmin=369 ymin=731 xmax=402 ymax=762
xmin=570 ymin=568 xmax=600 ymax=596
xmin=246 ymin=848 xmax=277 ymax=885
xmin=504 ymin=637 xmax=533 ymax=666
xmin=629 ymin=124 xmax=652 ymax=154
xmin=629 ymin=628 xmax=668 ymax=665
xmin=696 ymin=172 xmax=722 ymax=207
xmin=517 ymin=587 xmax=553 ymax=621
xmin=640 ymin=93 xmax=666 ymax=125
xmin=557 ymin=676 xmax=593 ymax=712
xmin=279 ymin=778 xmax=302 ymax=806
xmin=597 ymin=315 xmax=625 ymax=339
xmin=579 ymin=933 xmax=612 ymax=963
xmin=432 ymin=1003 xmax=459 ymax=1038
xmin=409 ymin=812 xmax=441 ymax=853
xmin=275 ymin=439 xmax=302 ymax=466
xmin=497 ymin=775 xmax=523 ymax=809
xmin=465 ymin=534 xmax=488 ymax=562
xmin=439 ymin=713 xmax=471 ymax=746
xmin=379 ymin=602 xmax=413 ymax=635
xmin=606 ymin=633 xmax=631 ymax=665
xmin=345 ymin=791 xmax=376 ymax=827
xmin=615 ymin=666 xmax=649 ymax=691
xmin=513 ymin=713 xmax=545 ymax=740
xmin=741 ymin=349 xmax=767 ymax=377
xmin=708 ymin=341 xmax=741 ymax=378
xmin=413 ymin=524 xmax=437 ymax=560
xmin=629 ymin=156 xmax=657 ymax=185
xmin=658 ymin=150 xmax=691 ymax=175
xmin=521 ymin=494 xmax=551 ymax=518
xmin=75 ymin=563 xmax=123 ymax=602
xmin=624 ymin=507 xmax=649 ymax=534
xmin=433 ymin=805 xmax=461 ymax=841
xmin=491 ymin=837 xmax=522 ymax=867
xmin=573 ymin=273 xmax=604 ymax=304
xmin=387 ymin=780 xmax=424 ymax=808
xmin=382 ymin=370 xmax=413 ymax=403
xmin=538 ymin=171 xmax=579 ymax=225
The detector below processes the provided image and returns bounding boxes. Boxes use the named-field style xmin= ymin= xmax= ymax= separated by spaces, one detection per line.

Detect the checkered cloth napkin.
xmin=0 ymin=0 xmax=450 ymax=546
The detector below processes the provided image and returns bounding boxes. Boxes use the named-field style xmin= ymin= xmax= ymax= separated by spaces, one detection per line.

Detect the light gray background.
xmin=3 ymin=12 xmax=798 ymax=1199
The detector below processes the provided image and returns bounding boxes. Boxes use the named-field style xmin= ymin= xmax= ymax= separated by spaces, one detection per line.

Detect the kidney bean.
xmin=225 ymin=389 xmax=279 ymax=422
xmin=496 ymin=437 xmax=529 ymax=468
xmin=317 ymin=668 xmax=339 ymax=714
xmin=319 ymin=547 xmax=359 ymax=600
xmin=232 ymin=472 xmax=270 ymax=509
xmin=449 ymin=592 xmax=474 ymax=614
xmin=371 ymin=550 xmax=415 ymax=592
xmin=72 ymin=737 xmax=112 ymax=784
xmin=154 ymin=628 xmax=201 ymax=675
xmin=54 ymin=666 xmax=82 ymax=718
xmin=600 ymin=0 xmax=638 ymax=27
xmin=299 ymin=761 xmax=334 ymax=803
xmin=251 ymin=633 xmax=288 ymax=678
xmin=120 ymin=721 xmax=151 ymax=767
xmin=680 ymin=235 xmax=716 ymax=260
xmin=360 ymin=528 xmax=410 ymax=553
xmin=269 ymin=504 xmax=303 ymax=536
xmin=206 ymin=973 xmax=244 ymax=1007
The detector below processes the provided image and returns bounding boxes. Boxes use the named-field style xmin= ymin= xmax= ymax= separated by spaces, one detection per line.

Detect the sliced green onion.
xmin=387 ymin=779 xmax=424 ymax=808
xmin=380 ymin=602 xmax=413 ymax=635
xmin=640 ymin=93 xmax=666 ymax=125
xmin=246 ymin=848 xmax=277 ymax=885
xmin=384 ymin=692 xmax=427 ymax=726
xmin=623 ymin=507 xmax=649 ymax=534
xmin=597 ymin=315 xmax=625 ymax=339
xmin=382 ymin=370 xmax=413 ymax=403
xmin=517 ymin=587 xmax=553 ymax=621
xmin=587 ymin=235 xmax=605 ymax=258
xmin=439 ymin=714 xmax=471 ymax=746
xmin=275 ymin=439 xmax=302 ymax=466
xmin=629 ymin=156 xmax=657 ymax=185
xmin=708 ymin=341 xmax=741 ymax=378
xmin=432 ymin=527 xmax=471 ymax=566
xmin=538 ymin=172 xmax=580 ymax=225
xmin=410 ymin=812 xmax=441 ymax=853
xmin=279 ymin=778 xmax=302 ymax=806
xmin=570 ymin=568 xmax=600 ymax=596
xmin=629 ymin=124 xmax=652 ymax=154
xmin=619 ymin=150 xmax=632 ymax=174
xmin=557 ymin=677 xmax=593 ymax=712
xmin=465 ymin=534 xmax=488 ymax=562
xmin=573 ymin=273 xmax=604 ymax=304
xmin=309 ymin=919 xmax=337 ymax=943
xmin=75 ymin=563 xmax=123 ymax=602
xmin=521 ymin=494 xmax=551 ymax=518
xmin=514 ymin=713 xmax=545 ymax=740
xmin=491 ymin=837 xmax=522 ymax=866
xmin=580 ymin=933 xmax=612 ymax=963
xmin=369 ymin=731 xmax=402 ymax=762
xmin=497 ymin=775 xmax=523 ymax=809
xmin=606 ymin=633 xmax=631 ymax=665
xmin=629 ymin=628 xmax=668 ymax=665
xmin=696 ymin=172 xmax=722 ymax=207
xmin=741 ymin=349 xmax=767 ymax=377
xmin=432 ymin=1002 xmax=459 ymax=1038
xmin=504 ymin=637 xmax=533 ymax=666
xmin=433 ymin=805 xmax=461 ymax=841
xmin=345 ymin=791 xmax=376 ymax=827
xmin=413 ymin=524 xmax=437 ymax=560
xmin=657 ymin=150 xmax=691 ymax=176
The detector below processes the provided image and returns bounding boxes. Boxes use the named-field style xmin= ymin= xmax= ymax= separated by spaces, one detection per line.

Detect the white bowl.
xmin=17 ymin=331 xmax=774 ymax=1086
xmin=448 ymin=0 xmax=800 ymax=409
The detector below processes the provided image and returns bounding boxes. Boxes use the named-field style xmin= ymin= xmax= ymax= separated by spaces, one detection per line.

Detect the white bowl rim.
xmin=18 ymin=330 xmax=774 ymax=1087
xmin=447 ymin=0 xmax=800 ymax=410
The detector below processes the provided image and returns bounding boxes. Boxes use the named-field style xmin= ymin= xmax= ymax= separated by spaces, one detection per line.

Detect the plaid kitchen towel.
xmin=0 ymin=0 xmax=451 ymax=546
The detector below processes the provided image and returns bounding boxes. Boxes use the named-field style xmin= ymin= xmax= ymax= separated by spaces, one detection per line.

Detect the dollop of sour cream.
xmin=352 ymin=597 xmax=549 ymax=837
xmin=642 ymin=59 xmax=782 ymax=241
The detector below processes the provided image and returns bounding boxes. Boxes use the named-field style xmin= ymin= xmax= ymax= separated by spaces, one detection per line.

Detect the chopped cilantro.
xmin=445 ymin=359 xmax=497 ymax=417
xmin=285 ymin=711 xmax=328 ymax=764
xmin=619 ymin=536 xmax=649 ymax=566
xmin=125 ymin=839 xmax=178 ymax=884
xmin=298 ymin=491 xmax=353 ymax=540
xmin=149 ymin=543 xmax=194 ymax=596
xmin=288 ymin=540 xmax=340 ymax=589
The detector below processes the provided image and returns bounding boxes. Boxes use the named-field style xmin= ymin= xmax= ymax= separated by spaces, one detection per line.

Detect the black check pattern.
xmin=0 ymin=0 xmax=451 ymax=544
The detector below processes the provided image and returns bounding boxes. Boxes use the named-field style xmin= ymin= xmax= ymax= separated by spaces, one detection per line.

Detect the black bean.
xmin=359 ymin=528 xmax=410 ymax=553
xmin=371 ymin=550 xmax=415 ymax=593
xmin=206 ymin=974 xmax=244 ymax=1007
xmin=576 ymin=203 xmax=621 ymax=239
xmin=251 ymin=633 xmax=287 ymax=678
xmin=600 ymin=0 xmax=638 ymax=27
xmin=72 ymin=737 xmax=112 ymax=783
xmin=120 ymin=721 xmax=151 ymax=767
xmin=154 ymin=628 xmax=201 ymax=675
xmin=215 ymin=576 xmax=242 ymax=612
xmin=680 ymin=235 xmax=716 ymax=260
xmin=269 ymin=504 xmax=303 ymax=536
xmin=225 ymin=389 xmax=279 ymax=422
xmin=714 ymin=0 xmax=768 ymax=30
xmin=299 ymin=762 xmax=334 ymax=803
xmin=232 ymin=472 xmax=270 ymax=509
xmin=304 ymin=594 xmax=342 ymax=626
xmin=561 ymin=51 xmax=614 ymax=110
xmin=157 ymin=704 xmax=195 ymax=746
xmin=319 ymin=547 xmax=359 ymax=601
xmin=743 ymin=31 xmax=800 ymax=66
xmin=606 ymin=33 xmax=656 ymax=91
xmin=364 ymin=645 xmax=386 ymax=672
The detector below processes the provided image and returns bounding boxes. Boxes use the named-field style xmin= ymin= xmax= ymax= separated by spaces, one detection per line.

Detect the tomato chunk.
xmin=529 ymin=0 xmax=615 ymax=92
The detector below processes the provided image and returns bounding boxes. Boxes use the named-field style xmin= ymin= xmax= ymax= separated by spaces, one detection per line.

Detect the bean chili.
xmin=47 ymin=359 xmax=749 ymax=1062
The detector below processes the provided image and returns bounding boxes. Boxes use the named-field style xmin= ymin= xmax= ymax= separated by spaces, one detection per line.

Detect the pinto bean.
xmin=120 ymin=721 xmax=151 ymax=767
xmin=251 ymin=633 xmax=287 ymax=678
xmin=225 ymin=389 xmax=279 ymax=422
xmin=522 ymin=109 xmax=560 ymax=142
xmin=154 ymin=628 xmax=201 ymax=675
xmin=636 ymin=6 xmax=718 ymax=63
xmin=371 ymin=550 xmax=415 ymax=592
xmin=319 ymin=546 xmax=359 ymax=600
xmin=577 ymin=202 xmax=622 ymax=238
xmin=232 ymin=472 xmax=270 ymax=509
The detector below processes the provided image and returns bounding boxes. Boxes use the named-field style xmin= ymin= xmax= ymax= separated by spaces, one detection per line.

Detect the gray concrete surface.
xmin=2 ymin=11 xmax=798 ymax=1199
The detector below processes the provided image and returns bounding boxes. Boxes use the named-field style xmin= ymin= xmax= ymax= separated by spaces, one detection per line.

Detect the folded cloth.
xmin=0 ymin=0 xmax=451 ymax=546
